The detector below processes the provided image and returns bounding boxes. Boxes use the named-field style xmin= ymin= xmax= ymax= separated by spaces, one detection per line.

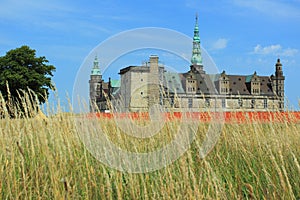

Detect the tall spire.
xmin=91 ymin=55 xmax=101 ymax=75
xmin=191 ymin=13 xmax=203 ymax=65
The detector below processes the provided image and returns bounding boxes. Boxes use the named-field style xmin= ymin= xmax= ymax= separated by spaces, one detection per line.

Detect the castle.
xmin=89 ymin=16 xmax=285 ymax=112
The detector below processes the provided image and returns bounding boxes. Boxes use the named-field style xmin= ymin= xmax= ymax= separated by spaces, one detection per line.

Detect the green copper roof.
xmin=91 ymin=56 xmax=101 ymax=75
xmin=111 ymin=79 xmax=120 ymax=88
xmin=191 ymin=14 xmax=203 ymax=65
xmin=245 ymin=75 xmax=253 ymax=83
xmin=246 ymin=72 xmax=258 ymax=83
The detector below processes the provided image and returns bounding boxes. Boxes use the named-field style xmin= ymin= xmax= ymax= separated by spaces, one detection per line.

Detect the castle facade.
xmin=89 ymin=16 xmax=285 ymax=112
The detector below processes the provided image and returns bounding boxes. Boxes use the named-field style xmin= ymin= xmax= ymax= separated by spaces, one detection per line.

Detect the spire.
xmin=191 ymin=13 xmax=203 ymax=65
xmin=91 ymin=55 xmax=101 ymax=75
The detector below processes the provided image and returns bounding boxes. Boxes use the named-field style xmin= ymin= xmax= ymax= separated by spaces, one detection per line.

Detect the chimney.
xmin=148 ymin=55 xmax=160 ymax=108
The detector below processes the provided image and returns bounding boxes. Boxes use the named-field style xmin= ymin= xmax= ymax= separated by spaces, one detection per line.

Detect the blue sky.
xmin=1 ymin=0 xmax=299 ymax=110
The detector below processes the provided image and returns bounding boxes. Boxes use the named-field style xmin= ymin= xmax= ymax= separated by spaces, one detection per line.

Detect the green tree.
xmin=0 ymin=45 xmax=56 ymax=104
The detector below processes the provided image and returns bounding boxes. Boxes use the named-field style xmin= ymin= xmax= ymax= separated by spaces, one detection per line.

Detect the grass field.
xmin=0 ymin=99 xmax=300 ymax=199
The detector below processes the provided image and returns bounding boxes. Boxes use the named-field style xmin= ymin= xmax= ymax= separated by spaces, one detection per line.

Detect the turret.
xmin=271 ymin=58 xmax=285 ymax=110
xmin=89 ymin=56 xmax=102 ymax=112
xmin=272 ymin=58 xmax=285 ymax=97
xmin=275 ymin=58 xmax=283 ymax=77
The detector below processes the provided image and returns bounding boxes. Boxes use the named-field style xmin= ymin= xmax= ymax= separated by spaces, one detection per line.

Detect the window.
xmin=170 ymin=98 xmax=174 ymax=106
xmin=222 ymin=99 xmax=226 ymax=108
xmin=188 ymin=98 xmax=193 ymax=108
xmin=264 ymin=99 xmax=268 ymax=109
xmin=252 ymin=89 xmax=259 ymax=94
xmin=221 ymin=87 xmax=229 ymax=93
xmin=238 ymin=99 xmax=243 ymax=107
xmin=141 ymin=78 xmax=143 ymax=81
xmin=251 ymin=99 xmax=255 ymax=109
xmin=205 ymin=99 xmax=210 ymax=107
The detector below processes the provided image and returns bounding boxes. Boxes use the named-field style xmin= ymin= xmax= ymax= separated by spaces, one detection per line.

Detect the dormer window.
xmin=219 ymin=72 xmax=230 ymax=94
xmin=250 ymin=73 xmax=261 ymax=95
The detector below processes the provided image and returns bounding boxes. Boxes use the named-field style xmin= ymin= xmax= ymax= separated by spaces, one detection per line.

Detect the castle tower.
xmin=89 ymin=56 xmax=102 ymax=112
xmin=190 ymin=14 xmax=204 ymax=73
xmin=272 ymin=58 xmax=285 ymax=110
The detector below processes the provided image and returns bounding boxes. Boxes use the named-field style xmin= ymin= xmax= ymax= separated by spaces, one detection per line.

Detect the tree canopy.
xmin=0 ymin=45 xmax=56 ymax=104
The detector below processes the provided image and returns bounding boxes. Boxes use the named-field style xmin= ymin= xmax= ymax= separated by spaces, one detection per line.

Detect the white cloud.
xmin=282 ymin=48 xmax=299 ymax=56
xmin=212 ymin=38 xmax=228 ymax=50
xmin=253 ymin=44 xmax=298 ymax=57
xmin=254 ymin=44 xmax=281 ymax=54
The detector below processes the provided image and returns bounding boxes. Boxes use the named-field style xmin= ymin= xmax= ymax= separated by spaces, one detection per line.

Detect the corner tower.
xmin=89 ymin=56 xmax=102 ymax=112
xmin=271 ymin=58 xmax=285 ymax=110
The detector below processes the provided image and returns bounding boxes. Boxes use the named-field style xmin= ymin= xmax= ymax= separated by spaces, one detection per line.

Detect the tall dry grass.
xmin=0 ymin=94 xmax=299 ymax=199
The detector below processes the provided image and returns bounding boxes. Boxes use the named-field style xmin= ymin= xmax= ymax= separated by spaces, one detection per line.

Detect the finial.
xmin=276 ymin=54 xmax=280 ymax=62
xmin=195 ymin=13 xmax=198 ymax=23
